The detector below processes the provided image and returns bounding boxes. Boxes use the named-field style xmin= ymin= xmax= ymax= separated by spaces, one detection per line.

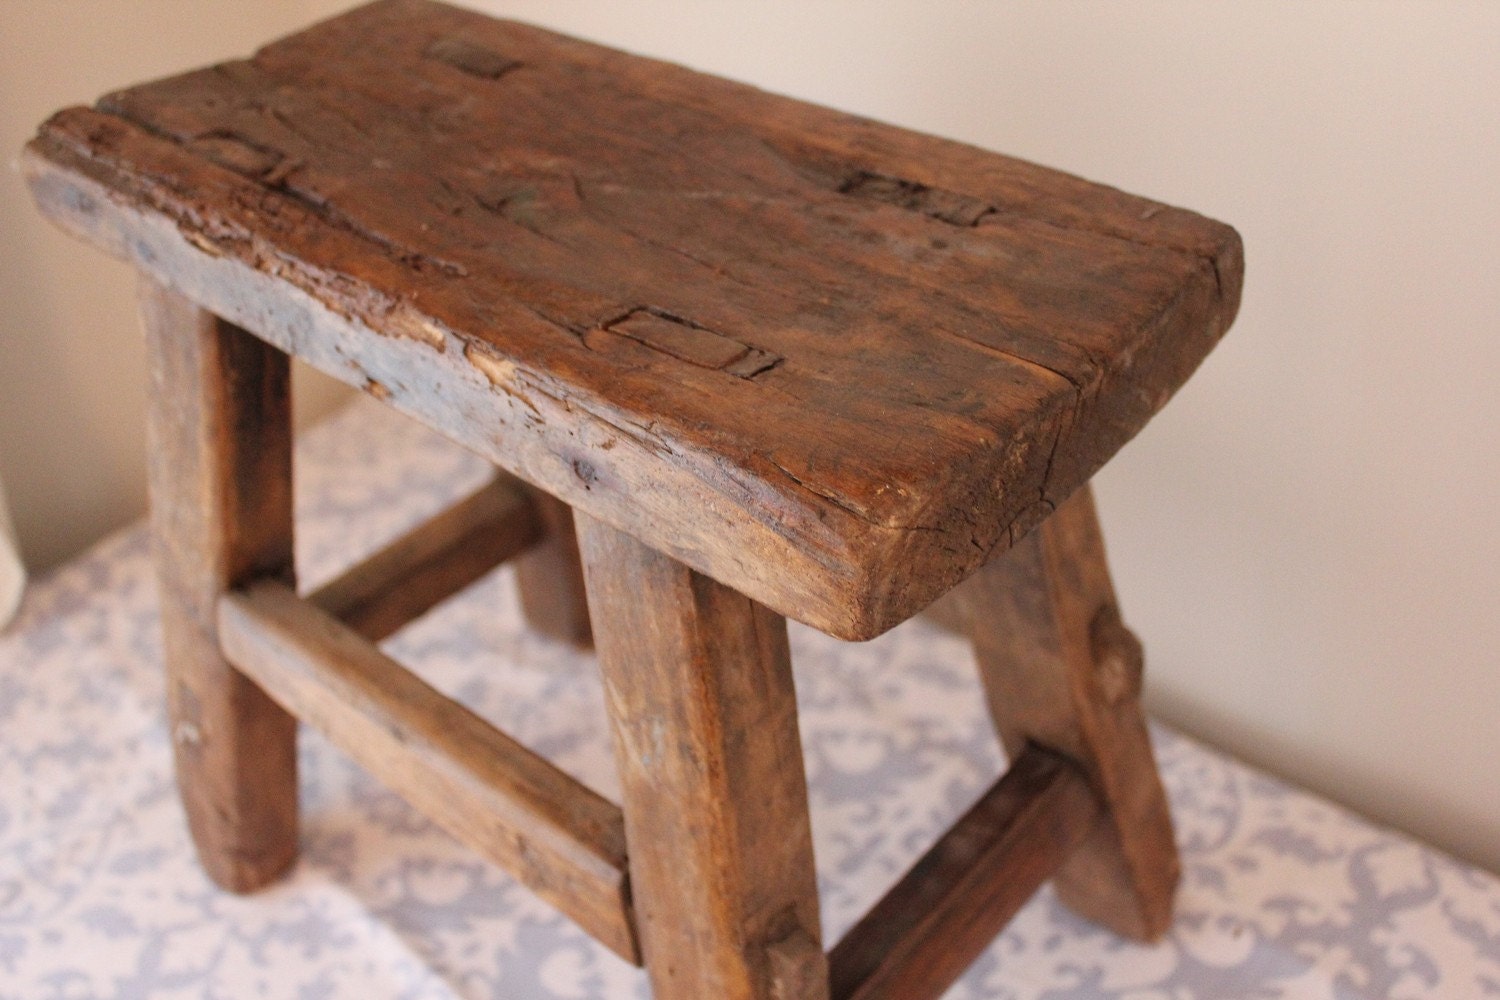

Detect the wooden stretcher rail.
xmin=828 ymin=745 xmax=1100 ymax=1000
xmin=217 ymin=581 xmax=641 ymax=962
xmin=307 ymin=474 xmax=544 ymax=641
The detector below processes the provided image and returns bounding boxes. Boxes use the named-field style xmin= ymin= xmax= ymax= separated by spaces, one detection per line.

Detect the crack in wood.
xmin=97 ymin=98 xmax=472 ymax=281
xmin=187 ymin=132 xmax=283 ymax=178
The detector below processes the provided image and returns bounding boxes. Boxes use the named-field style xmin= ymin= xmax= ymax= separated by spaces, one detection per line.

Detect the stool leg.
xmin=577 ymin=515 xmax=828 ymax=1000
xmin=958 ymin=485 xmax=1179 ymax=941
xmin=514 ymin=487 xmax=592 ymax=647
xmin=139 ymin=280 xmax=299 ymax=892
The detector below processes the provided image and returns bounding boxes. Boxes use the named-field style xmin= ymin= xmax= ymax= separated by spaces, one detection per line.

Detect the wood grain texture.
xmin=577 ymin=514 xmax=827 ymax=1000
xmin=22 ymin=0 xmax=1242 ymax=640
xmin=513 ymin=487 xmax=592 ymax=647
xmin=217 ymin=581 xmax=639 ymax=961
xmin=138 ymin=279 xmax=299 ymax=893
xmin=957 ymin=485 xmax=1180 ymax=941
xmin=309 ymin=474 xmax=542 ymax=641
xmin=828 ymin=745 xmax=1099 ymax=1000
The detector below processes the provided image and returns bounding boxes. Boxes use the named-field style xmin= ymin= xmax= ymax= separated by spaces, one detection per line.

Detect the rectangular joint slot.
xmin=307 ymin=474 xmax=544 ymax=642
xmin=424 ymin=36 xmax=521 ymax=79
xmin=838 ymin=170 xmax=995 ymax=227
xmin=217 ymin=581 xmax=641 ymax=963
xmin=828 ymin=745 xmax=1100 ymax=1000
xmin=595 ymin=308 xmax=782 ymax=378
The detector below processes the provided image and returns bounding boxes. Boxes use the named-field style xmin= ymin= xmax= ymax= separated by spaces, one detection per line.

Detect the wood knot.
xmin=1089 ymin=605 xmax=1143 ymax=705
xmin=571 ymin=457 xmax=599 ymax=489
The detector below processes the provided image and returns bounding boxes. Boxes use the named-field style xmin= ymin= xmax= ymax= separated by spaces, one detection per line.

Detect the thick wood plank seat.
xmin=23 ymin=0 xmax=1241 ymax=640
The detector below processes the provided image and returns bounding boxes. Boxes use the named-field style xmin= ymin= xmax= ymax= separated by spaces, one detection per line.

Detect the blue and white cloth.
xmin=2 ymin=398 xmax=1497 ymax=999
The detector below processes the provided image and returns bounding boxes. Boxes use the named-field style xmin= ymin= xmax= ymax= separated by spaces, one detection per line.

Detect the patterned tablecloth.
xmin=2 ymin=398 xmax=1497 ymax=1000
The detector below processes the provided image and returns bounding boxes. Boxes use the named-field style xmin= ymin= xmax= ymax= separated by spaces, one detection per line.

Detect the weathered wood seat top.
xmin=25 ymin=0 xmax=1241 ymax=640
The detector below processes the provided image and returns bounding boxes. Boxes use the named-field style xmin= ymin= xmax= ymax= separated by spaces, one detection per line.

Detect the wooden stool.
xmin=24 ymin=3 xmax=1242 ymax=996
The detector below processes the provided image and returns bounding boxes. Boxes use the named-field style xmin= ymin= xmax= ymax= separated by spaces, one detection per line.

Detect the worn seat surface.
xmin=25 ymin=0 xmax=1242 ymax=639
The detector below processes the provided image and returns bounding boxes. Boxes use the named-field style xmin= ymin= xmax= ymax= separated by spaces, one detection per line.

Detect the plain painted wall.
xmin=0 ymin=0 xmax=353 ymax=574
xmin=3 ymin=1 xmax=1497 ymax=874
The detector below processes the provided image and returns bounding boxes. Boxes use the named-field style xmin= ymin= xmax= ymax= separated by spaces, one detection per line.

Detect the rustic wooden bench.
xmin=23 ymin=2 xmax=1243 ymax=996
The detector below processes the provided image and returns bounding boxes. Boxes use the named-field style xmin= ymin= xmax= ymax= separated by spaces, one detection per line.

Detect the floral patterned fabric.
xmin=2 ymin=398 xmax=1497 ymax=1000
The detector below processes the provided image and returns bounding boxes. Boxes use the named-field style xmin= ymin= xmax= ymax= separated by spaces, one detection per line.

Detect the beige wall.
xmin=0 ymin=0 xmax=353 ymax=573
xmin=4 ymin=1 xmax=1497 ymax=874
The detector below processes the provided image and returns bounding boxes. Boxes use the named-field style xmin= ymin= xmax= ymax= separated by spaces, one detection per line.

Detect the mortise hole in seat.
xmin=837 ymin=170 xmax=997 ymax=228
xmin=424 ymin=35 xmax=522 ymax=80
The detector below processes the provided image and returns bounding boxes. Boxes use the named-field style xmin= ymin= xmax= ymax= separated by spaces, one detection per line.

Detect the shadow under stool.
xmin=23 ymin=2 xmax=1243 ymax=997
